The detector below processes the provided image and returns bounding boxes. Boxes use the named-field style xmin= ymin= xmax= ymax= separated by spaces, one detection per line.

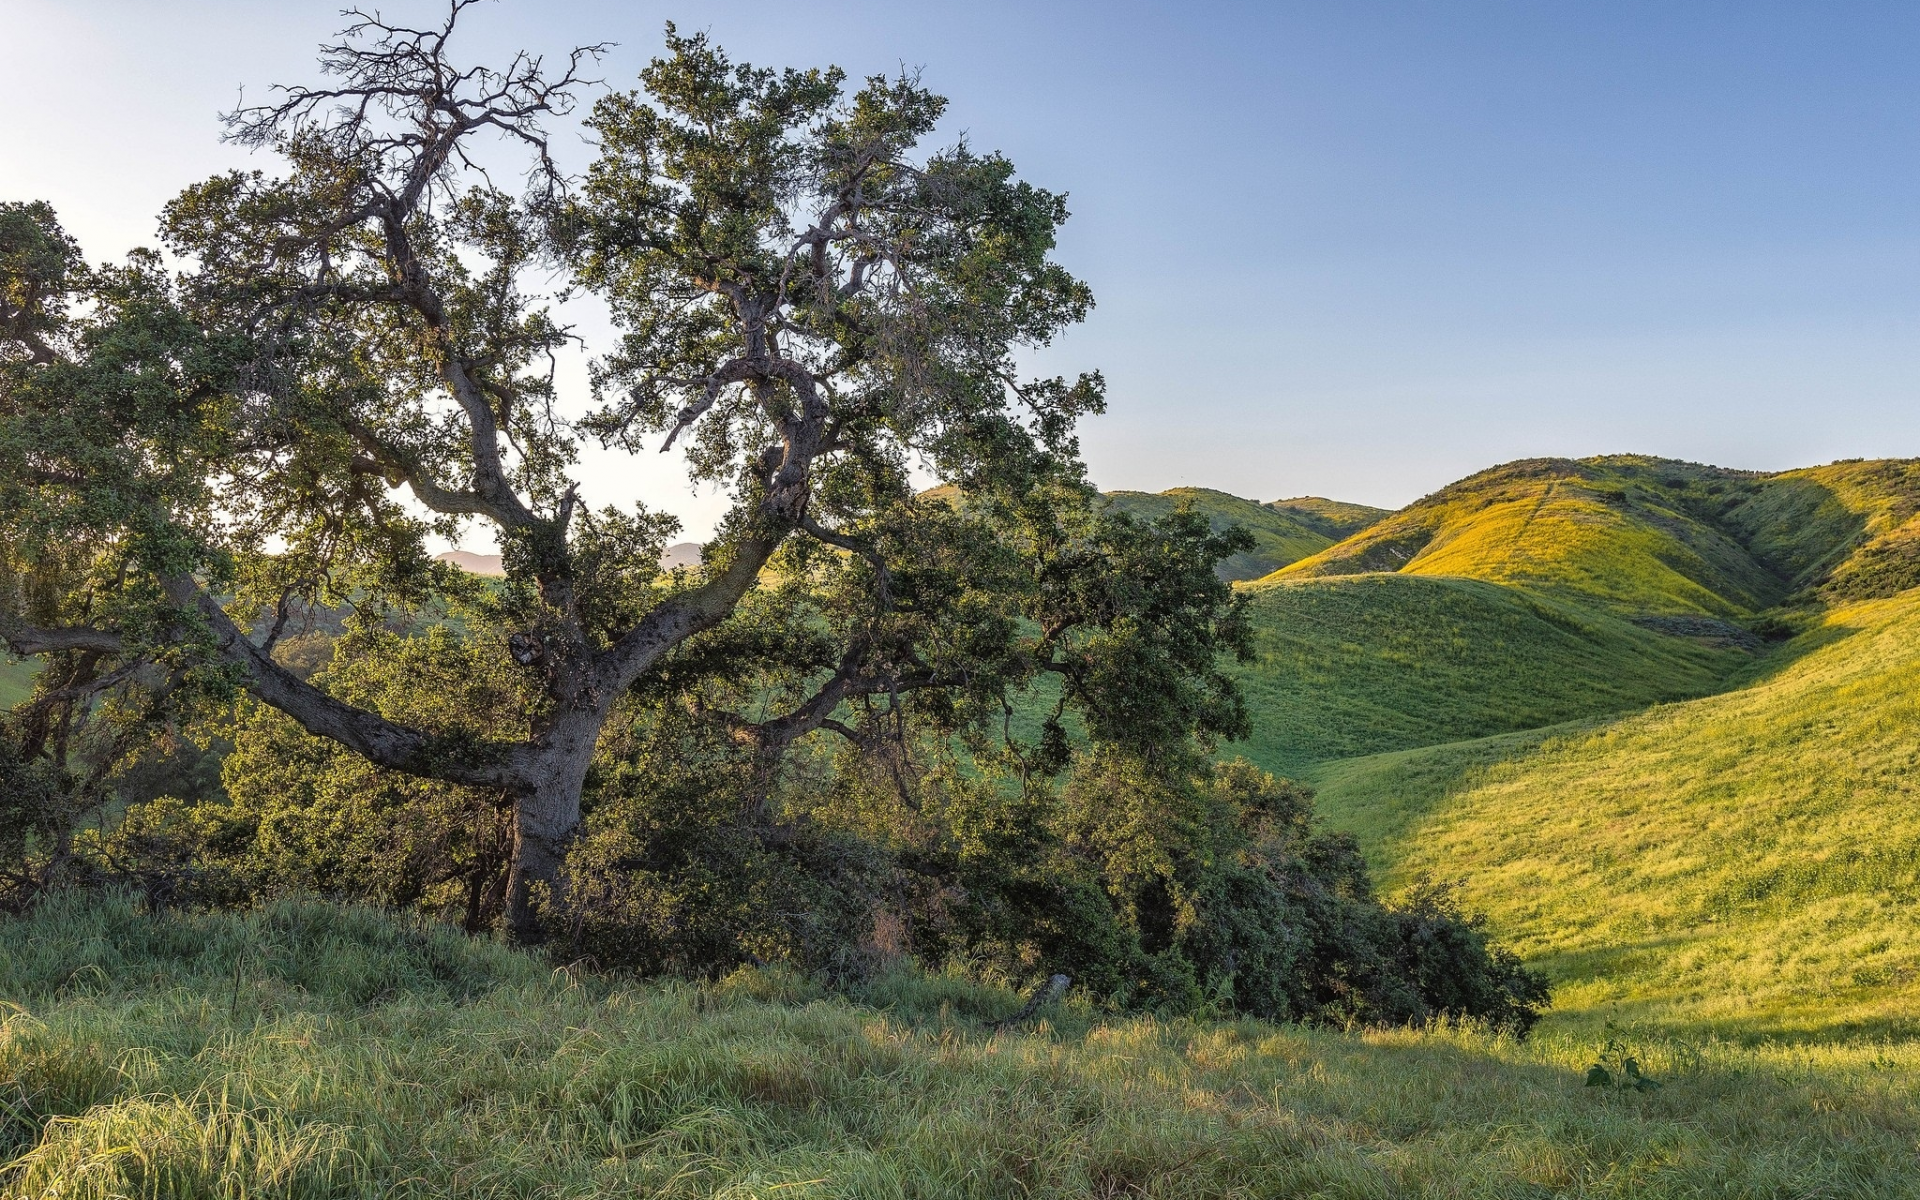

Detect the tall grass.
xmin=5 ymin=893 xmax=1919 ymax=1197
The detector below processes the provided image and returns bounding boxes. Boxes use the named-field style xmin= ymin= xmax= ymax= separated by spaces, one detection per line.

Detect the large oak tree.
xmin=0 ymin=5 xmax=1249 ymax=937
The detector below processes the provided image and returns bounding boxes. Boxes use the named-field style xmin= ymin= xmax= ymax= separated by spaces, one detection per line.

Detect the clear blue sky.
xmin=5 ymin=0 xmax=1916 ymax=530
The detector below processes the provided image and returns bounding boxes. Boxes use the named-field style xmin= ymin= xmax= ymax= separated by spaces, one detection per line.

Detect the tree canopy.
xmin=0 ymin=7 xmax=1249 ymax=939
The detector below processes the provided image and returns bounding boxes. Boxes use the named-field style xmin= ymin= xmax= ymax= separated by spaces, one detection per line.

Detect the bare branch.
xmin=660 ymin=357 xmax=756 ymax=452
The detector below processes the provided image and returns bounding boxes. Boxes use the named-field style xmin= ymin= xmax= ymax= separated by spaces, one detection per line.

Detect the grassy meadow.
xmin=0 ymin=661 xmax=34 ymax=711
xmin=5 ymin=893 xmax=1919 ymax=1199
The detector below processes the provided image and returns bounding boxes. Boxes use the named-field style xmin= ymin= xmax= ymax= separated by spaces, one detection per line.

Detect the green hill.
xmin=1226 ymin=573 xmax=1750 ymax=777
xmin=1217 ymin=454 xmax=1920 ymax=1045
xmin=1270 ymin=457 xmax=1794 ymax=615
xmin=1269 ymin=455 xmax=1920 ymax=615
xmin=1103 ymin=487 xmax=1383 ymax=581
xmin=1716 ymin=458 xmax=1920 ymax=598
xmin=1308 ymin=590 xmax=1920 ymax=1042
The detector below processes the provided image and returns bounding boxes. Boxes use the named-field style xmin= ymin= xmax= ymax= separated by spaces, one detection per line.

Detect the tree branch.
xmin=158 ymin=574 xmax=525 ymax=789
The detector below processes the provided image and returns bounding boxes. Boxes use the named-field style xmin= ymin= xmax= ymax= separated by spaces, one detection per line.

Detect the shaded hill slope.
xmin=1308 ymin=590 xmax=1920 ymax=1042
xmin=1716 ymin=458 xmax=1920 ymax=598
xmin=1226 ymin=573 xmax=1750 ymax=777
xmin=1104 ymin=487 xmax=1385 ymax=581
xmin=1266 ymin=495 xmax=1390 ymax=540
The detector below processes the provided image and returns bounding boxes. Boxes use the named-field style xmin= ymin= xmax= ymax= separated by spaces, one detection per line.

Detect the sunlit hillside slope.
xmin=1225 ymin=574 xmax=1748 ymax=776
xmin=1310 ymin=591 xmax=1920 ymax=1042
xmin=1271 ymin=457 xmax=1791 ymax=614
xmin=1272 ymin=455 xmax=1920 ymax=612
xmin=1104 ymin=487 xmax=1385 ymax=581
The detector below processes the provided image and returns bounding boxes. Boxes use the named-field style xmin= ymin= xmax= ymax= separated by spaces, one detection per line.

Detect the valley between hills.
xmin=1117 ymin=453 xmax=1920 ymax=1043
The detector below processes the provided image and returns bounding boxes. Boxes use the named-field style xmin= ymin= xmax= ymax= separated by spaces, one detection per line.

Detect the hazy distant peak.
xmin=435 ymin=550 xmax=505 ymax=577
xmin=437 ymin=542 xmax=705 ymax=578
xmin=659 ymin=542 xmax=704 ymax=569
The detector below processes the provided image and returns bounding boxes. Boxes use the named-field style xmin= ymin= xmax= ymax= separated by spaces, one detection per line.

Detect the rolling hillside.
xmin=1226 ymin=453 xmax=1920 ymax=1042
xmin=1270 ymin=456 xmax=1791 ymax=615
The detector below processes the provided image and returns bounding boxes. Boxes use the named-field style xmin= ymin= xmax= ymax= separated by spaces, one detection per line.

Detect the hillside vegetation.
xmin=1189 ymin=453 xmax=1920 ymax=1052
xmin=10 ymin=453 xmax=1920 ymax=1195
xmin=1266 ymin=495 xmax=1390 ymax=540
xmin=1104 ymin=487 xmax=1385 ymax=581
xmin=4 ymin=893 xmax=1917 ymax=1199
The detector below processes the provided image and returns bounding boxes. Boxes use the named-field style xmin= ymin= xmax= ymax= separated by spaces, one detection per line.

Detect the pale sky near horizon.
xmin=4 ymin=0 xmax=1916 ymax=541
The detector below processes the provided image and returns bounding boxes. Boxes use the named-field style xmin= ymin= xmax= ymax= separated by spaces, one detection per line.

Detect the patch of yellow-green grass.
xmin=0 ymin=660 xmax=34 ymax=710
xmin=1311 ymin=590 xmax=1920 ymax=1043
xmin=4 ymin=893 xmax=1919 ymax=1198
xmin=1275 ymin=457 xmax=1787 ymax=616
xmin=1227 ymin=573 xmax=1749 ymax=776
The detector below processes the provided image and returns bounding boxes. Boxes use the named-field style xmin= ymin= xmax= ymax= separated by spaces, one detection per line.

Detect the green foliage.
xmin=9 ymin=14 xmax=1254 ymax=945
xmin=1585 ymin=1023 xmax=1663 ymax=1092
xmin=560 ymin=714 xmax=893 ymax=979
